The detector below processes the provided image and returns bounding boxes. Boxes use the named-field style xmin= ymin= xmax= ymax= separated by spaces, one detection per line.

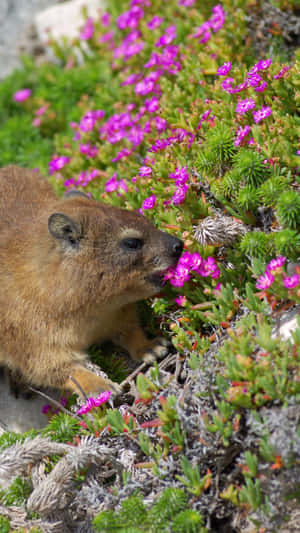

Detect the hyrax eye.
xmin=121 ymin=238 xmax=144 ymax=251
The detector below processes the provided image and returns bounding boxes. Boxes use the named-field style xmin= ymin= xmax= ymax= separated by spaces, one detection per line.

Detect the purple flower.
xmin=117 ymin=6 xmax=144 ymax=30
xmin=79 ymin=110 xmax=104 ymax=132
xmin=101 ymin=12 xmax=110 ymax=26
xmin=139 ymin=166 xmax=152 ymax=177
xmin=273 ymin=65 xmax=290 ymax=79
xmin=256 ymin=272 xmax=274 ymax=290
xmin=77 ymin=391 xmax=112 ymax=415
xmin=178 ymin=0 xmax=196 ymax=5
xmin=266 ymin=256 xmax=286 ymax=272
xmin=79 ymin=18 xmax=94 ymax=40
xmin=253 ymin=106 xmax=272 ymax=123
xmin=79 ymin=143 xmax=98 ymax=158
xmin=172 ymin=184 xmax=189 ymax=205
xmin=257 ymin=58 xmax=272 ymax=70
xmin=49 ymin=155 xmax=70 ymax=175
xmin=221 ymin=77 xmax=235 ymax=92
xmin=121 ymin=73 xmax=142 ymax=86
xmin=42 ymin=404 xmax=52 ymax=414
xmin=248 ymin=73 xmax=262 ymax=88
xmin=193 ymin=4 xmax=225 ymax=42
xmin=234 ymin=125 xmax=251 ymax=146
xmin=190 ymin=252 xmax=203 ymax=272
xmin=193 ymin=21 xmax=211 ymax=43
xmin=13 ymin=88 xmax=32 ymax=102
xmin=99 ymin=30 xmax=115 ymax=43
xmin=178 ymin=251 xmax=193 ymax=268
xmin=142 ymin=194 xmax=156 ymax=209
xmin=112 ymin=148 xmax=132 ymax=162
xmin=154 ymin=116 xmax=167 ymax=132
xmin=135 ymin=78 xmax=155 ymax=95
xmin=155 ymin=25 xmax=177 ymax=47
xmin=235 ymin=98 xmax=256 ymax=114
xmin=174 ymin=294 xmax=187 ymax=306
xmin=127 ymin=125 xmax=145 ymax=146
xmin=198 ymin=257 xmax=220 ymax=278
xmin=144 ymin=96 xmax=160 ymax=113
xmin=283 ymin=274 xmax=300 ymax=289
xmin=231 ymin=81 xmax=248 ymax=93
xmin=168 ymin=264 xmax=190 ymax=287
xmin=147 ymin=15 xmax=164 ymax=29
xmin=210 ymin=4 xmax=225 ymax=32
xmin=197 ymin=108 xmax=212 ymax=129
xmin=217 ymin=62 xmax=232 ymax=76
xmin=255 ymin=80 xmax=268 ymax=92
xmin=169 ymin=166 xmax=189 ymax=185
xmin=105 ymin=173 xmax=128 ymax=194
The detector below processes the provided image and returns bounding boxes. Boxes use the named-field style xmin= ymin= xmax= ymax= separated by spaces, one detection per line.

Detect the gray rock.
xmin=0 ymin=0 xmax=59 ymax=79
xmin=34 ymin=0 xmax=103 ymax=46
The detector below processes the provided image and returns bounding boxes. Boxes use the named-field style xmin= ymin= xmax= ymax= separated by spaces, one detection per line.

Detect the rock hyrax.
xmin=0 ymin=166 xmax=183 ymax=396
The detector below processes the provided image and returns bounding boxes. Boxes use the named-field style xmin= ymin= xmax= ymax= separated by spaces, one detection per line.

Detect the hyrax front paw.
xmin=64 ymin=368 xmax=122 ymax=398
xmin=139 ymin=337 xmax=170 ymax=364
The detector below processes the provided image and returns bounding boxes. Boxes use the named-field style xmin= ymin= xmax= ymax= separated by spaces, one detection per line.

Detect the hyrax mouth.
xmin=147 ymin=234 xmax=183 ymax=288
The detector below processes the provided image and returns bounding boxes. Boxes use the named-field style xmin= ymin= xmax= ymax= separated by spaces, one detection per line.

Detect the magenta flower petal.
xmin=142 ymin=194 xmax=156 ymax=209
xmin=283 ymin=274 xmax=300 ymax=289
xmin=256 ymin=272 xmax=274 ymax=290
xmin=266 ymin=256 xmax=286 ymax=272
xmin=13 ymin=88 xmax=32 ymax=102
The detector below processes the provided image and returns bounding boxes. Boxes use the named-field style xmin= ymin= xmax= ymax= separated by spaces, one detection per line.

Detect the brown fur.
xmin=0 ymin=166 xmax=183 ymax=396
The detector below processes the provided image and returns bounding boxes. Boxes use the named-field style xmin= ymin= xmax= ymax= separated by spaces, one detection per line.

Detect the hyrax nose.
xmin=169 ymin=236 xmax=184 ymax=258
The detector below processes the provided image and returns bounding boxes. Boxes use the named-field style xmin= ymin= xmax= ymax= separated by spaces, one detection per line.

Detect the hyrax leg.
xmin=114 ymin=304 xmax=170 ymax=364
xmin=63 ymin=366 xmax=121 ymax=397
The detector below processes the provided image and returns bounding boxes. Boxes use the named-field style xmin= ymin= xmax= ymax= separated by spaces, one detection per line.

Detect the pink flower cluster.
xmin=142 ymin=194 xmax=156 ymax=210
xmin=105 ymin=172 xmax=128 ymax=194
xmin=80 ymin=18 xmax=94 ymax=40
xmin=165 ymin=251 xmax=220 ymax=287
xmin=64 ymin=169 xmax=100 ymax=188
xmin=79 ymin=143 xmax=98 ymax=158
xmin=221 ymin=58 xmax=273 ymax=96
xmin=77 ymin=391 xmax=112 ymax=415
xmin=256 ymin=256 xmax=300 ymax=291
xmin=193 ymin=4 xmax=225 ymax=44
xmin=114 ymin=30 xmax=145 ymax=61
xmin=155 ymin=24 xmax=177 ymax=47
xmin=168 ymin=166 xmax=190 ymax=205
xmin=116 ymin=5 xmax=144 ymax=30
xmin=144 ymin=45 xmax=181 ymax=75
xmin=49 ymin=155 xmax=70 ymax=175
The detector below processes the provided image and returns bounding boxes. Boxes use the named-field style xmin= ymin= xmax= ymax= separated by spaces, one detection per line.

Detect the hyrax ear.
xmin=48 ymin=212 xmax=81 ymax=247
xmin=64 ymin=189 xmax=91 ymax=199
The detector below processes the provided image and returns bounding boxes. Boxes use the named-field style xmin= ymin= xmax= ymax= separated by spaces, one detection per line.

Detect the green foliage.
xmin=233 ymin=149 xmax=268 ymax=188
xmin=273 ymin=228 xmax=300 ymax=259
xmin=240 ymin=231 xmax=273 ymax=259
xmin=216 ymin=311 xmax=300 ymax=409
xmin=0 ymin=478 xmax=32 ymax=506
xmin=0 ymin=430 xmax=38 ymax=452
xmin=0 ymin=515 xmax=10 ymax=533
xmin=41 ymin=412 xmax=81 ymax=443
xmin=276 ymin=190 xmax=300 ymax=229
xmin=93 ymin=488 xmax=206 ymax=532
xmin=89 ymin=344 xmax=128 ymax=383
xmin=0 ymin=0 xmax=299 ymax=529
xmin=176 ymin=457 xmax=212 ymax=497
xmin=239 ymin=478 xmax=262 ymax=511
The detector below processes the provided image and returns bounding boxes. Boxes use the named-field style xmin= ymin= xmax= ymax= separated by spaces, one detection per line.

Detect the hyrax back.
xmin=0 ymin=166 xmax=183 ymax=396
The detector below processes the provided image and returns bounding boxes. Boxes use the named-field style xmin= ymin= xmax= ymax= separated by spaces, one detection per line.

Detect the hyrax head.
xmin=47 ymin=191 xmax=183 ymax=307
